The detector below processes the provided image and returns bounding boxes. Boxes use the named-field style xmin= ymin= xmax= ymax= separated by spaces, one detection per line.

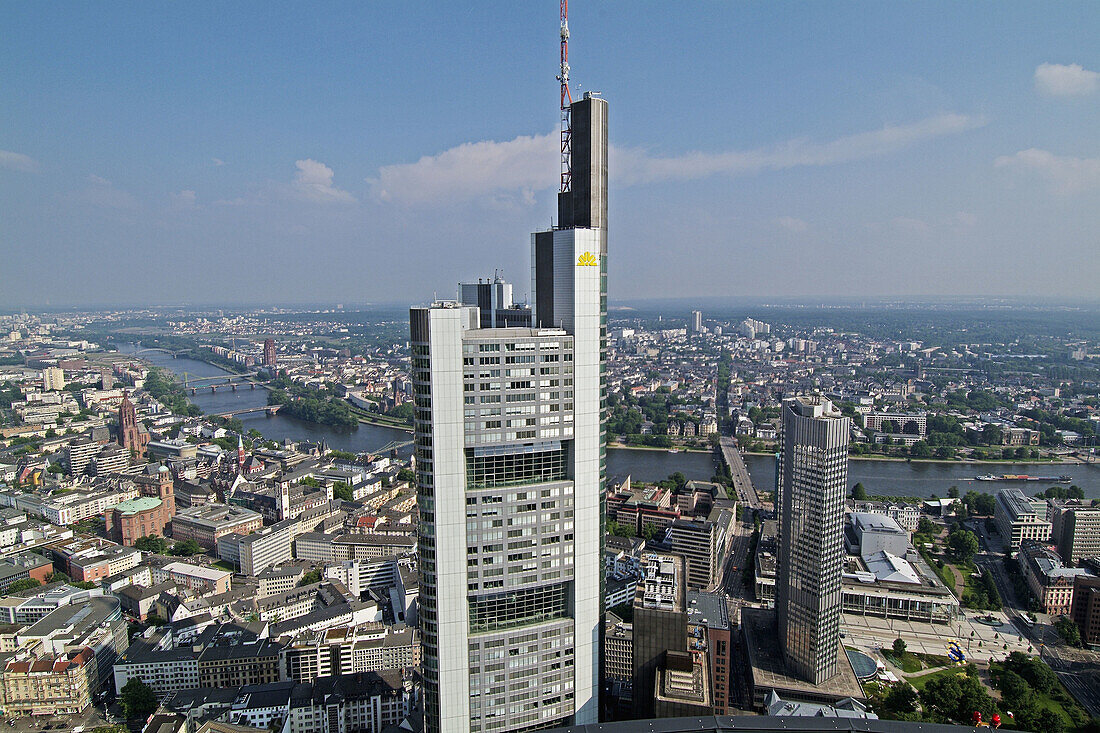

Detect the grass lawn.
xmin=883 ymin=650 xmax=924 ymax=674
xmin=908 ymin=667 xmax=968 ymax=692
xmin=212 ymin=560 xmax=236 ymax=572
xmin=915 ymin=653 xmax=952 ymax=667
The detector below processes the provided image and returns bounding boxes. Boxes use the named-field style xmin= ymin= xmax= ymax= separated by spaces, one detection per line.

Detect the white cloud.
xmin=368 ymin=113 xmax=984 ymax=206
xmin=171 ymin=190 xmax=197 ymax=208
xmin=0 ymin=149 xmax=38 ymax=173
xmin=774 ymin=216 xmax=808 ymax=233
xmin=212 ymin=158 xmax=226 ymax=167
xmin=293 ymin=159 xmax=355 ymax=203
xmin=1034 ymin=63 xmax=1100 ymax=97
xmin=76 ymin=174 xmax=138 ymax=208
xmin=368 ymin=132 xmax=557 ymax=205
xmin=994 ymin=148 xmax=1100 ymax=193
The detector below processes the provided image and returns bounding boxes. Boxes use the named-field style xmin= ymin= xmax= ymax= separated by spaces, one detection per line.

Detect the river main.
xmin=120 ymin=345 xmax=1100 ymax=499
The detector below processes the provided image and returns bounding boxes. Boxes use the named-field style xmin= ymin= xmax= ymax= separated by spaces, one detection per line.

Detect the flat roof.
xmin=114 ymin=496 xmax=163 ymax=514
xmin=741 ymin=608 xmax=865 ymax=702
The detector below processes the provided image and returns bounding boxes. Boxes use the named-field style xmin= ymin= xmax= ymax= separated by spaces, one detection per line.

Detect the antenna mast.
xmin=558 ymin=0 xmax=572 ymax=194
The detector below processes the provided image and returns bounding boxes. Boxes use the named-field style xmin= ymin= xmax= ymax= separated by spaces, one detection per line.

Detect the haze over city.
xmin=2 ymin=2 xmax=1098 ymax=308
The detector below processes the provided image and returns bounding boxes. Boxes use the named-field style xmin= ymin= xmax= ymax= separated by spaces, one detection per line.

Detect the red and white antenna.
xmin=558 ymin=0 xmax=572 ymax=194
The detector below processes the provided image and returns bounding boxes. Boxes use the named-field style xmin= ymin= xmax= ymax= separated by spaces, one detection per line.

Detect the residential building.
xmin=775 ymin=396 xmax=849 ymax=685
xmin=281 ymin=623 xmax=420 ymax=683
xmin=41 ymin=366 xmax=65 ymax=392
xmin=285 ymin=670 xmax=412 ymax=733
xmin=49 ymin=537 xmax=141 ymax=581
xmin=0 ymin=647 xmax=96 ymax=716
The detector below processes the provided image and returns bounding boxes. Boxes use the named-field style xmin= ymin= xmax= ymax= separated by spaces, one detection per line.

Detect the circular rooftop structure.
xmin=846 ymin=648 xmax=878 ymax=680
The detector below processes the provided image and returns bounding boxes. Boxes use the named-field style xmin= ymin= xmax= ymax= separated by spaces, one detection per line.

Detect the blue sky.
xmin=2 ymin=1 xmax=1098 ymax=307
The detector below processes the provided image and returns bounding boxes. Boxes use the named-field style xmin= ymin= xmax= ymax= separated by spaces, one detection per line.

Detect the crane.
xmin=558 ymin=0 xmax=572 ymax=194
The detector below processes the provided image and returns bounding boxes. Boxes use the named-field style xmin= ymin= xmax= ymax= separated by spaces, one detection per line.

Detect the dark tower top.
xmin=557 ymin=95 xmax=608 ymax=234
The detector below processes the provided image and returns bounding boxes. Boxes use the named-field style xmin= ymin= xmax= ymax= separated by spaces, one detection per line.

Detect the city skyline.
xmin=3 ymin=2 xmax=1099 ymax=308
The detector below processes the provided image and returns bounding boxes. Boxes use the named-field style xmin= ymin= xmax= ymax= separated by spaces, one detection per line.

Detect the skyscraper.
xmin=691 ymin=310 xmax=703 ymax=333
xmin=411 ymin=94 xmax=607 ymax=733
xmin=775 ymin=396 xmax=849 ymax=685
xmin=263 ymin=338 xmax=277 ymax=368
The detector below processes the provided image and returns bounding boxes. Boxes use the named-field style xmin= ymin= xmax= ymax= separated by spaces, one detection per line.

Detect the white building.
xmin=412 ymin=94 xmax=606 ymax=733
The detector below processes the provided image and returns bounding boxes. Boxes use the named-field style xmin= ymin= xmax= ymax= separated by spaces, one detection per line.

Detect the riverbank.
xmin=356 ymin=414 xmax=413 ymax=433
xmin=741 ymin=449 xmax=1089 ymax=467
xmin=609 ymin=443 xmax=712 ymax=454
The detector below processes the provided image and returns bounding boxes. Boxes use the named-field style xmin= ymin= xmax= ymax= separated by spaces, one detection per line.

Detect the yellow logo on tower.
xmin=577 ymin=251 xmax=599 ymax=267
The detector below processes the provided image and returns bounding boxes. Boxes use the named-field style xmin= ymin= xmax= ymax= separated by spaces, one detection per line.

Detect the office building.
xmin=995 ymin=488 xmax=1052 ymax=552
xmin=66 ymin=436 xmax=100 ymax=476
xmin=460 ymin=274 xmax=533 ymax=329
xmin=285 ymin=670 xmax=412 ymax=733
xmin=0 ymin=647 xmax=96 ymax=716
xmin=665 ymin=508 xmax=733 ymax=590
xmin=1050 ymin=502 xmax=1100 ymax=565
xmin=171 ymin=503 xmax=263 ymax=549
xmin=632 ymin=553 xmax=687 ymax=719
xmin=1018 ymin=541 xmax=1092 ymax=616
xmin=263 ymin=338 xmax=277 ymax=367
xmin=1071 ymin=558 xmax=1100 ymax=647
xmin=687 ymin=591 xmax=733 ymax=716
xmin=217 ymin=518 xmax=294 ymax=576
xmin=411 ymin=92 xmax=607 ymax=733
xmin=0 ymin=553 xmax=53 ymax=593
xmin=41 ymin=366 xmax=65 ymax=392
xmin=690 ymin=311 xmax=703 ymax=334
xmin=775 ymin=397 xmax=849 ymax=685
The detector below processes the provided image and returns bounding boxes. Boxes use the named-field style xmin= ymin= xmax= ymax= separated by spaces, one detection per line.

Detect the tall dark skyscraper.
xmin=775 ymin=396 xmax=850 ymax=685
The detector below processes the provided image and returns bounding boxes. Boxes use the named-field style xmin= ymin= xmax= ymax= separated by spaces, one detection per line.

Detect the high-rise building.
xmin=411 ymin=92 xmax=607 ymax=733
xmin=460 ymin=274 xmax=532 ymax=329
xmin=42 ymin=366 xmax=65 ymax=391
xmin=631 ymin=553 xmax=687 ymax=719
xmin=775 ymin=396 xmax=850 ymax=685
xmin=1049 ymin=501 xmax=1100 ymax=564
xmin=263 ymin=338 xmax=277 ymax=367
xmin=117 ymin=391 xmax=148 ymax=459
xmin=690 ymin=311 xmax=703 ymax=333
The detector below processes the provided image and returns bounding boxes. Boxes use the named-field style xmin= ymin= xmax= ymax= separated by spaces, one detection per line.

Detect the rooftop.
xmin=114 ymin=496 xmax=164 ymax=514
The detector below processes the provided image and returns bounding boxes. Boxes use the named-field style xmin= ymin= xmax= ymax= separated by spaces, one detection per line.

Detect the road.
xmin=720 ymin=437 xmax=762 ymax=509
xmin=970 ymin=517 xmax=1100 ymax=719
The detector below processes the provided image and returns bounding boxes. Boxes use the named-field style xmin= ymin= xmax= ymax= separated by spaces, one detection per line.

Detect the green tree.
xmin=121 ymin=677 xmax=158 ymax=720
xmin=851 ymin=483 xmax=868 ymax=500
xmin=169 ymin=539 xmax=203 ymax=556
xmin=948 ymin=485 xmax=959 ymax=498
xmin=332 ymin=482 xmax=353 ymax=501
xmin=882 ymin=683 xmax=919 ymax=717
xmin=5 ymin=577 xmax=41 ymax=593
xmin=298 ymin=569 xmax=322 ymax=586
xmin=947 ymin=529 xmax=979 ymax=563
xmin=909 ymin=440 xmax=933 ymax=458
xmin=134 ymin=535 xmax=168 ymax=554
xmin=917 ymin=517 xmax=937 ymax=536
xmin=892 ymin=638 xmax=907 ymax=656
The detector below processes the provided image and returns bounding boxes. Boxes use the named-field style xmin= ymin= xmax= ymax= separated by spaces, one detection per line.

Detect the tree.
xmin=892 ymin=638 xmax=907 ymax=656
xmin=120 ymin=677 xmax=157 ymax=720
xmin=134 ymin=535 xmax=168 ymax=554
xmin=948 ymin=529 xmax=979 ymax=563
xmin=948 ymin=485 xmax=960 ymax=498
xmin=909 ymin=440 xmax=933 ymax=458
xmin=332 ymin=482 xmax=353 ymax=502
xmin=169 ymin=539 xmax=203 ymax=556
xmin=298 ymin=569 xmax=322 ymax=586
xmin=5 ymin=577 xmax=41 ymax=593
xmin=882 ymin=683 xmax=919 ymax=716
xmin=851 ymin=483 xmax=868 ymax=500
xmin=917 ymin=517 xmax=937 ymax=536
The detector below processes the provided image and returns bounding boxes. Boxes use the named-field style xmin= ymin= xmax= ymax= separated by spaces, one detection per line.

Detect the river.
xmin=118 ymin=344 xmax=1100 ymax=498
